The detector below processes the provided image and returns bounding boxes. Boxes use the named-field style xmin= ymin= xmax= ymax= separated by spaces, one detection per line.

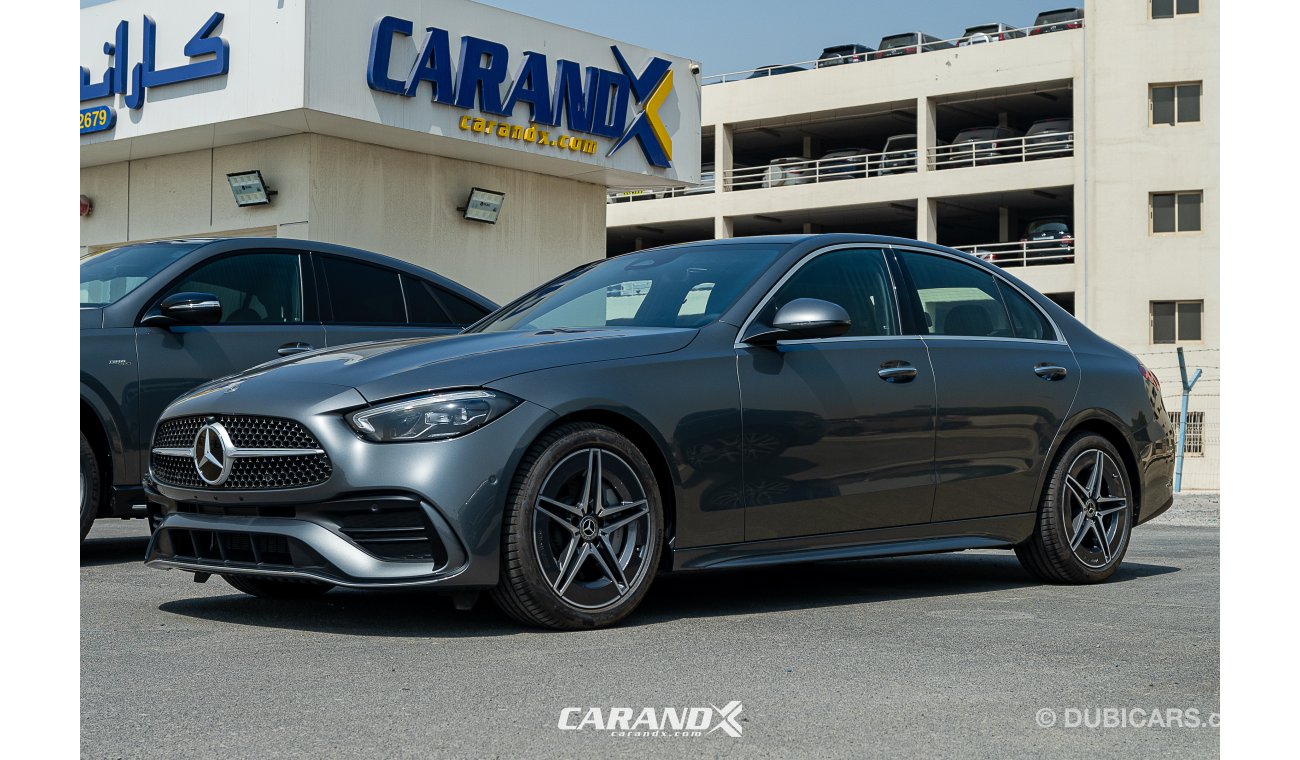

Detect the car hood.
xmin=204 ymin=327 xmax=700 ymax=406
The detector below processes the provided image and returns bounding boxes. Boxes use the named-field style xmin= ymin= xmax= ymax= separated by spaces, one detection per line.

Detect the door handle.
xmin=878 ymin=361 xmax=918 ymax=383
xmin=1034 ymin=364 xmax=1068 ymax=381
xmin=277 ymin=342 xmax=314 ymax=357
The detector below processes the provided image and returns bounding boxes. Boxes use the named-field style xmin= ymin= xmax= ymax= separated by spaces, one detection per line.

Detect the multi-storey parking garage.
xmin=606 ymin=0 xmax=1219 ymax=488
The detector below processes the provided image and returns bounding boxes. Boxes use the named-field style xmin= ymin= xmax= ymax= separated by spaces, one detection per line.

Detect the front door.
xmin=737 ymin=246 xmax=938 ymax=541
xmin=135 ymin=251 xmax=325 ymax=441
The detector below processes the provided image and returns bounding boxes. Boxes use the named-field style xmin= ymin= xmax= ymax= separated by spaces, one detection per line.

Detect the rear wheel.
xmin=491 ymin=423 xmax=663 ymax=630
xmin=79 ymin=432 xmax=100 ymax=542
xmin=222 ymin=574 xmax=333 ymax=599
xmin=1016 ymin=433 xmax=1133 ymax=583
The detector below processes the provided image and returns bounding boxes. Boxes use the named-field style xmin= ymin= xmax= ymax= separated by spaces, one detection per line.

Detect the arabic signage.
xmin=366 ymin=17 xmax=676 ymax=168
xmin=79 ymin=12 xmax=230 ymax=128
xmin=79 ymin=1 xmax=700 ymax=184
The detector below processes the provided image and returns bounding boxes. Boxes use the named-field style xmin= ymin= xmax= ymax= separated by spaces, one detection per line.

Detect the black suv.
xmin=870 ymin=32 xmax=954 ymax=60
xmin=79 ymin=238 xmax=496 ymax=540
xmin=1031 ymin=8 xmax=1085 ymax=34
xmin=817 ymin=44 xmax=874 ymax=67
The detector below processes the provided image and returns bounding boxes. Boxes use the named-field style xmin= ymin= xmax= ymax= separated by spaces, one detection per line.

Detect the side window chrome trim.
xmin=887 ymin=244 xmax=1070 ymax=346
xmin=733 ymin=243 xmax=906 ymax=349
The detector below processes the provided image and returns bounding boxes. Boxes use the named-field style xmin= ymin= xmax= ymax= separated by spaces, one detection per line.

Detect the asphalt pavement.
xmin=81 ymin=500 xmax=1219 ymax=759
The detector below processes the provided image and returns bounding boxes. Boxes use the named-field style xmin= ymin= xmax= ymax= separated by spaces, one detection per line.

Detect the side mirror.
xmin=140 ymin=292 xmax=223 ymax=328
xmin=743 ymin=298 xmax=852 ymax=346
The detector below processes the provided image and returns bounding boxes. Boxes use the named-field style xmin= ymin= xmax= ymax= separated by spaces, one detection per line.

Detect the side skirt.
xmin=670 ymin=514 xmax=1037 ymax=572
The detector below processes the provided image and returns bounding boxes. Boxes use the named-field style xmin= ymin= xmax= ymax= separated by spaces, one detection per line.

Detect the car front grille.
xmin=150 ymin=414 xmax=333 ymax=490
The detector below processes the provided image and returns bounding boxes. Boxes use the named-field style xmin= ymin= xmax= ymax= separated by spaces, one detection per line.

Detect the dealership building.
xmin=79 ymin=0 xmax=701 ymax=304
xmin=606 ymin=0 xmax=1220 ymax=489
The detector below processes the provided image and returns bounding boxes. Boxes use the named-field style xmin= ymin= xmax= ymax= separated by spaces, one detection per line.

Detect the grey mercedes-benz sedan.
xmin=145 ymin=235 xmax=1175 ymax=630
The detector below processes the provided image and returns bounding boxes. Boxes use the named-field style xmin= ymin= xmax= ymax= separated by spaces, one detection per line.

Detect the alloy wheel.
xmin=1061 ymin=449 xmax=1130 ymax=567
xmin=532 ymin=447 xmax=655 ymax=610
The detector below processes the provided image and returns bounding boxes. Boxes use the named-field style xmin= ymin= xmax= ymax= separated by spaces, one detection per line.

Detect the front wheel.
xmin=1016 ymin=433 xmax=1134 ymax=583
xmin=223 ymin=574 xmax=333 ymax=599
xmin=491 ymin=423 xmax=664 ymax=630
xmin=80 ymin=432 xmax=100 ymax=542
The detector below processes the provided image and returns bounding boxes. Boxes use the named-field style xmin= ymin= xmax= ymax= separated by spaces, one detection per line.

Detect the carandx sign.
xmin=366 ymin=17 xmax=676 ymax=168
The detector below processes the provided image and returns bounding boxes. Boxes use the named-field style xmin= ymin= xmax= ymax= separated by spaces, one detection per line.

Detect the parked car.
xmin=763 ymin=156 xmax=816 ymax=187
xmin=818 ymin=148 xmax=872 ymax=180
xmin=958 ymin=22 xmax=1027 ymax=46
xmin=144 ymin=234 xmax=1175 ymax=630
xmin=870 ymin=32 xmax=954 ymax=60
xmin=1024 ymin=117 xmax=1074 ymax=159
xmin=746 ymin=64 xmax=807 ymax=79
xmin=874 ymin=133 xmax=919 ymax=175
xmin=942 ymin=126 xmax=1026 ymax=167
xmin=1030 ymin=8 xmax=1085 ymax=34
xmin=1021 ymin=216 xmax=1076 ymax=261
xmin=79 ymin=238 xmax=496 ymax=541
xmin=817 ymin=44 xmax=875 ymax=67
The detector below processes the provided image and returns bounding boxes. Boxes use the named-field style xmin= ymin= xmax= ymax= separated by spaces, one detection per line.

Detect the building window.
xmin=1150 ymin=82 xmax=1202 ymax=125
xmin=1151 ymin=300 xmax=1203 ymax=344
xmin=1150 ymin=191 xmax=1203 ymax=233
xmin=1168 ymin=411 xmax=1205 ymax=456
xmin=1151 ymin=0 xmax=1200 ymax=19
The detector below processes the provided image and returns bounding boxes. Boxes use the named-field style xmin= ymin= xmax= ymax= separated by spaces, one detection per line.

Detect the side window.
xmin=436 ymin=287 xmax=490 ymax=325
xmin=163 ymin=253 xmax=302 ymax=324
xmin=319 ymin=257 xmax=405 ymax=324
xmin=402 ymin=275 xmax=454 ymax=325
xmin=402 ymin=276 xmax=491 ymax=327
xmin=898 ymin=251 xmax=1012 ymax=338
xmin=760 ymin=248 xmax=899 ymax=337
xmin=997 ymin=280 xmax=1057 ymax=341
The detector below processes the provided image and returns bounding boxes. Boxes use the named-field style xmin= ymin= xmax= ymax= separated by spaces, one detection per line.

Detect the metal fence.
xmin=702 ymin=21 xmax=1085 ymax=84
xmin=952 ymin=241 xmax=1074 ymax=268
xmin=1136 ymin=347 xmax=1220 ymax=492
xmin=928 ymin=132 xmax=1074 ymax=170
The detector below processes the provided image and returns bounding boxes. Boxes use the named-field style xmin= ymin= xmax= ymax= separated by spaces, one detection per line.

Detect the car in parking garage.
xmin=144 ymin=234 xmax=1176 ymax=630
xmin=763 ymin=157 xmax=816 ymax=187
xmin=1021 ymin=216 xmax=1076 ymax=261
xmin=818 ymin=148 xmax=873 ymax=180
xmin=870 ymin=32 xmax=954 ymax=60
xmin=942 ymin=126 xmax=1026 ymax=167
xmin=959 ymin=22 xmax=1028 ymax=46
xmin=80 ymin=238 xmax=496 ymax=541
xmin=817 ymin=44 xmax=875 ymax=67
xmin=1031 ymin=8 xmax=1085 ymax=34
xmin=874 ymin=134 xmax=919 ymax=175
xmin=1024 ymin=117 xmax=1075 ymax=159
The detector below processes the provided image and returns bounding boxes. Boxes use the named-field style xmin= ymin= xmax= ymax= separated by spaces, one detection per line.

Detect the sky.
xmin=81 ymin=0 xmax=1077 ymax=76
xmin=474 ymin=0 xmax=1071 ymax=74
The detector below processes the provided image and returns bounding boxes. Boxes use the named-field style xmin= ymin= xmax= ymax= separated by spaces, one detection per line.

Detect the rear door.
xmin=313 ymin=254 xmax=487 ymax=347
xmin=135 ymin=251 xmax=325 ymax=435
xmin=892 ymin=248 xmax=1078 ymax=522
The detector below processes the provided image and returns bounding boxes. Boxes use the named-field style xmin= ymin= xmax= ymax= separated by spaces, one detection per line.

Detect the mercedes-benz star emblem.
xmin=193 ymin=422 xmax=235 ymax=486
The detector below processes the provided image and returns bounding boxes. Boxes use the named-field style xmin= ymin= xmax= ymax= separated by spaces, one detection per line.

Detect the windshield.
xmin=885 ymin=135 xmax=917 ymax=151
xmin=1029 ymin=221 xmax=1070 ymax=235
xmin=1028 ymin=119 xmax=1071 ymax=134
xmin=1037 ymin=10 xmax=1081 ymax=24
xmin=80 ymin=243 xmax=199 ymax=306
xmin=473 ymin=245 xmax=784 ymax=333
xmin=880 ymin=34 xmax=919 ymax=48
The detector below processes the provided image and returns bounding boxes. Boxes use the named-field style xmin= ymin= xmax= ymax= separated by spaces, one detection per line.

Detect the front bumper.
xmin=144 ymin=397 xmax=558 ymax=589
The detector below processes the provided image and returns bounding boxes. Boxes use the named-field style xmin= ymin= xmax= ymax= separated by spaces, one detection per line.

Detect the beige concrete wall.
xmin=304 ymin=136 xmax=603 ymax=304
xmin=79 ymin=134 xmax=605 ymax=304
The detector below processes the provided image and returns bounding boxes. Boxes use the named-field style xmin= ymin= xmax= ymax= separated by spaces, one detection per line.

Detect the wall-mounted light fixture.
xmin=226 ymin=170 xmax=276 ymax=207
xmin=460 ymin=187 xmax=505 ymax=224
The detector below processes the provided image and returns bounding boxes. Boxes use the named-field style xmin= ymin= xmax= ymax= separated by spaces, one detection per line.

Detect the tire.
xmin=491 ymin=423 xmax=664 ymax=630
xmin=1016 ymin=432 xmax=1134 ymax=583
xmin=80 ymin=432 xmax=101 ymax=542
xmin=222 ymin=574 xmax=334 ymax=599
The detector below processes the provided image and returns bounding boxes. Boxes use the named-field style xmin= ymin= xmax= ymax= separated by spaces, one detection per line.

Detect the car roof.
xmin=964 ymin=22 xmax=1014 ymax=31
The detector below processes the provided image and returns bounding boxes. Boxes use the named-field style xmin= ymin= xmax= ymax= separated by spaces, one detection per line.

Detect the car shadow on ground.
xmin=80 ymin=533 xmax=150 ymax=568
xmin=154 ymin=551 xmax=1179 ymax=638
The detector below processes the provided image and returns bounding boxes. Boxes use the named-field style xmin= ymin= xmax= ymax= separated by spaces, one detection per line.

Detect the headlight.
xmin=346 ymin=390 xmax=521 ymax=442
